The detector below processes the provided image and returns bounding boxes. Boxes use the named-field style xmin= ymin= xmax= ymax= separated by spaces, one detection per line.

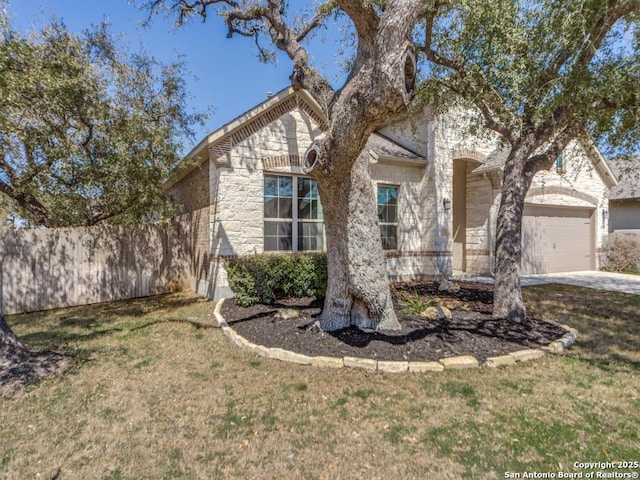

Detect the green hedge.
xmin=225 ymin=253 xmax=327 ymax=307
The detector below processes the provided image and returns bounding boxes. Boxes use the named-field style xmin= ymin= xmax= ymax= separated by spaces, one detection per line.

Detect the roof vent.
xmin=266 ymin=91 xmax=273 ymax=98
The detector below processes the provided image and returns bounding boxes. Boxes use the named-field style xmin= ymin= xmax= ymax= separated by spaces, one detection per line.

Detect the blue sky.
xmin=7 ymin=0 xmax=347 ymax=154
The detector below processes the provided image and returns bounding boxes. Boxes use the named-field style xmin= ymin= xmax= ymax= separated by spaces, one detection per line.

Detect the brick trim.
xmin=297 ymin=96 xmax=330 ymax=131
xmin=209 ymin=137 xmax=233 ymax=167
xmin=466 ymin=249 xmax=490 ymax=256
xmin=527 ymin=186 xmax=598 ymax=206
xmin=232 ymin=97 xmax=298 ymax=145
xmin=383 ymin=250 xmax=453 ymax=259
xmin=262 ymin=155 xmax=303 ymax=171
xmin=207 ymin=95 xmax=324 ymax=168
xmin=452 ymin=149 xmax=485 ymax=163
xmin=209 ymin=250 xmax=452 ymax=263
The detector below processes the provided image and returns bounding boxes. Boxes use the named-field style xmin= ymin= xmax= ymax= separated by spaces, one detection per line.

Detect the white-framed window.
xmin=263 ymin=174 xmax=324 ymax=252
xmin=377 ymin=184 xmax=398 ymax=250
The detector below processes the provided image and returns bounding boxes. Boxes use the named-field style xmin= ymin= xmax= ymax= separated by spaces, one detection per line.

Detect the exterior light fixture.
xmin=443 ymin=198 xmax=451 ymax=212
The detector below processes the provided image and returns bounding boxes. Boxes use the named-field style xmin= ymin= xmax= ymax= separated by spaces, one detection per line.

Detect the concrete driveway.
xmin=455 ymin=271 xmax=640 ymax=295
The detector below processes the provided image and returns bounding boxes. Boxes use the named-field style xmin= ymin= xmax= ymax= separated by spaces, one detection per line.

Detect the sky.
xmin=6 ymin=0 xmax=347 ymax=155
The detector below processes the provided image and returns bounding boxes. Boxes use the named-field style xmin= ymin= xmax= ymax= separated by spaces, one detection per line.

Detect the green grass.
xmin=1 ymin=286 xmax=639 ymax=479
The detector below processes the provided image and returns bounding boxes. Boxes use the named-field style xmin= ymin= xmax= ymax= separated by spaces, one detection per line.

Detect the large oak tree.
xmin=419 ymin=0 xmax=639 ymax=321
xmin=144 ymin=0 xmax=428 ymax=331
xmin=0 ymin=13 xmax=204 ymax=228
xmin=0 ymin=11 xmax=204 ymax=387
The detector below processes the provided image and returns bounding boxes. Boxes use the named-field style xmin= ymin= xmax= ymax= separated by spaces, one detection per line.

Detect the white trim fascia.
xmin=369 ymin=149 xmax=427 ymax=168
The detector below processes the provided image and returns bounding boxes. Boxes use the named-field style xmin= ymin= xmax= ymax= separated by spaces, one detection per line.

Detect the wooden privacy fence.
xmin=0 ymin=222 xmax=191 ymax=315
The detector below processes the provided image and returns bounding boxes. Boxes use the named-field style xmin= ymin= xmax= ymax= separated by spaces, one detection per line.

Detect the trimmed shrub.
xmin=398 ymin=289 xmax=437 ymax=315
xmin=599 ymin=233 xmax=640 ymax=273
xmin=225 ymin=253 xmax=327 ymax=307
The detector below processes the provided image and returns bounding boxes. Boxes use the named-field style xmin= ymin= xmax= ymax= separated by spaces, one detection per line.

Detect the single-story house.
xmin=607 ymin=157 xmax=640 ymax=233
xmin=166 ymin=87 xmax=617 ymax=299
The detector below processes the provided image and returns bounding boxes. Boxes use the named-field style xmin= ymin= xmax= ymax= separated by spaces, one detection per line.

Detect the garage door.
xmin=521 ymin=206 xmax=594 ymax=274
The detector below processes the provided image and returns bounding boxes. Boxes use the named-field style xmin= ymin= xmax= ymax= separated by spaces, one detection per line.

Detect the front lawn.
xmin=1 ymin=286 xmax=639 ymax=479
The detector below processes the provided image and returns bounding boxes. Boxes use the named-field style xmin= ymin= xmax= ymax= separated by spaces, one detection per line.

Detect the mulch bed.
xmin=221 ymin=281 xmax=568 ymax=363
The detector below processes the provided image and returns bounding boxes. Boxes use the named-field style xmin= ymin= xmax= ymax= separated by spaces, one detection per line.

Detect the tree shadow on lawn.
xmin=8 ymin=292 xmax=204 ymax=330
xmin=9 ymin=292 xmax=210 ymax=342
xmin=2 ymin=293 xmax=213 ymax=395
xmin=523 ymin=284 xmax=640 ymax=372
xmin=17 ymin=315 xmax=212 ymax=351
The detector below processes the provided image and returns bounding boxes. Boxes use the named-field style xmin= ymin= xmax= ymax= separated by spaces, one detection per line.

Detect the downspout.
xmin=483 ymin=173 xmax=495 ymax=276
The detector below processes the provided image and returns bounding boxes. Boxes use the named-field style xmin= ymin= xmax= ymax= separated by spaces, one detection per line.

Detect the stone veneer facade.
xmin=168 ymin=90 xmax=613 ymax=300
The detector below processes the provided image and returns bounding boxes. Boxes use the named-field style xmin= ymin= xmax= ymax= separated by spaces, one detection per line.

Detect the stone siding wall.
xmin=206 ymin=108 xmax=323 ymax=298
xmin=432 ymin=115 xmax=610 ymax=275
xmin=465 ymin=165 xmax=493 ymax=273
xmin=185 ymin=102 xmax=611 ymax=299
xmin=371 ymin=162 xmax=435 ymax=280
xmin=430 ymin=112 xmax=498 ymax=275
xmin=526 ymin=140 xmax=610 ymax=248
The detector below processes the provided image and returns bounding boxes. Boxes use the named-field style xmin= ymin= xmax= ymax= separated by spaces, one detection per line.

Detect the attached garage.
xmin=521 ymin=205 xmax=595 ymax=274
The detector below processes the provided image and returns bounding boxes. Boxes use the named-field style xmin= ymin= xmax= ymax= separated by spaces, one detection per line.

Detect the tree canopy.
xmin=0 ymin=11 xmax=206 ymax=228
xmin=418 ymin=0 xmax=639 ymax=321
xmin=419 ymin=0 xmax=639 ymax=158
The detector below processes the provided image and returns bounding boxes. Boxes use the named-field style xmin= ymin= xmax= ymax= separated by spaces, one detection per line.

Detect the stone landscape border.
xmin=213 ymin=299 xmax=578 ymax=373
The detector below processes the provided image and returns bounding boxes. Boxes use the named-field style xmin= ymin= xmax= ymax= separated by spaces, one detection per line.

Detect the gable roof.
xmin=472 ymin=147 xmax=509 ymax=175
xmin=165 ymin=87 xmax=327 ymax=189
xmin=165 ymin=87 xmax=423 ymax=189
xmin=608 ymin=156 xmax=640 ymax=200
xmin=368 ymin=132 xmax=423 ymax=160
xmin=471 ymin=140 xmax=617 ymax=188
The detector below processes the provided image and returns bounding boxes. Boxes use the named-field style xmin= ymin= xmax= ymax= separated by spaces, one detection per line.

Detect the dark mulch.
xmin=221 ymin=281 xmax=568 ymax=363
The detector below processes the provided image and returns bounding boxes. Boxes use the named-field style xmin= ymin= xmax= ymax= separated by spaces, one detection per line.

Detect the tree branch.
xmin=146 ymin=0 xmax=239 ymax=25
xmin=89 ymin=210 xmax=120 ymax=226
xmin=524 ymin=125 xmax=578 ymax=175
xmin=224 ymin=5 xmax=267 ymax=39
xmin=336 ymin=0 xmax=379 ymax=47
xmin=295 ymin=1 xmax=339 ymax=43
xmin=0 ymin=179 xmax=53 ymax=227
xmin=436 ymin=79 xmax=514 ymax=141
xmin=534 ymin=0 xmax=637 ymax=102
xmin=219 ymin=1 xmax=336 ymax=113
xmin=536 ymin=105 xmax=575 ymax=144
xmin=420 ymin=1 xmax=462 ymax=71
xmin=0 ymin=154 xmax=19 ymax=186
xmin=419 ymin=2 xmax=516 ymax=143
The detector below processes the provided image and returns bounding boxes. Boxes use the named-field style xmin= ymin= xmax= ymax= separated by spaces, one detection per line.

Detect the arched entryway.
xmin=452 ymin=155 xmax=490 ymax=274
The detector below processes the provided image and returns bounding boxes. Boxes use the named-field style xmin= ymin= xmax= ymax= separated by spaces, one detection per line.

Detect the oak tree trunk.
xmin=0 ymin=314 xmax=29 ymax=369
xmin=492 ymin=146 xmax=536 ymax=322
xmin=315 ymin=151 xmax=400 ymax=331
xmin=297 ymin=2 xmax=422 ymax=331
